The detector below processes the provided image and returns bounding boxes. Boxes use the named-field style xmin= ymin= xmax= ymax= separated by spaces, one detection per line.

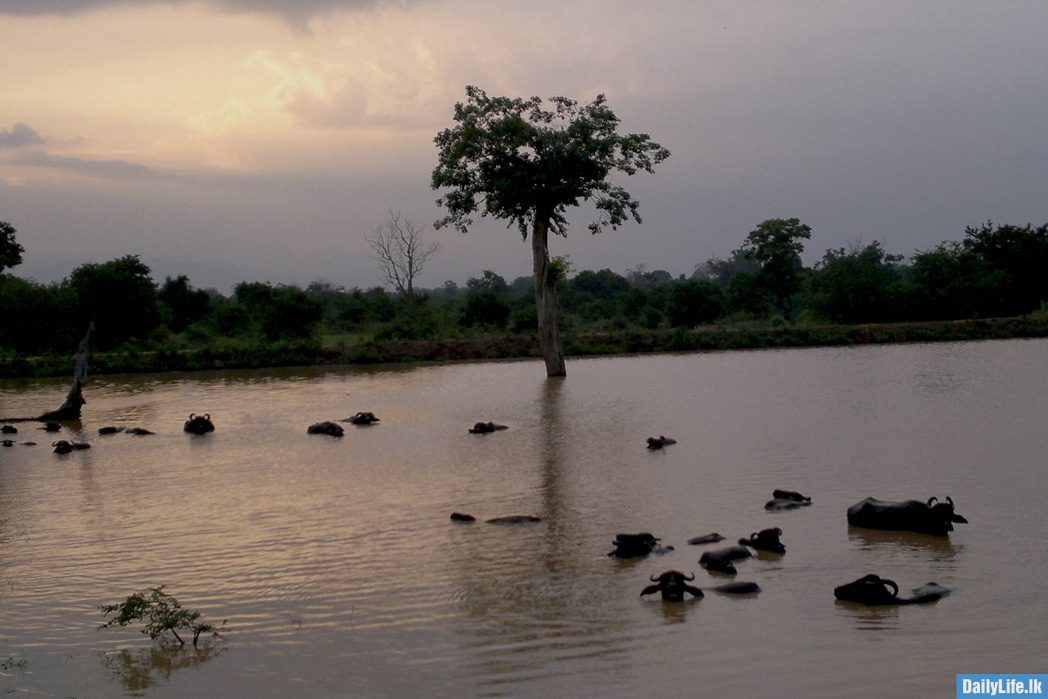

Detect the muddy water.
xmin=2 ymin=339 xmax=1047 ymax=697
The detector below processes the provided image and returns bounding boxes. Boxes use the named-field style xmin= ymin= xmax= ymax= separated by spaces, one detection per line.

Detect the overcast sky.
xmin=3 ymin=0 xmax=1047 ymax=294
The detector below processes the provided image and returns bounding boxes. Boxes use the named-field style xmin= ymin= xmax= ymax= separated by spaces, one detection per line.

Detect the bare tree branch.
xmin=364 ymin=211 xmax=440 ymax=299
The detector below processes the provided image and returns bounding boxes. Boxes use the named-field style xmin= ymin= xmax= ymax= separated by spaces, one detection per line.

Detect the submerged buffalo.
xmin=52 ymin=440 xmax=90 ymax=454
xmin=469 ymin=421 xmax=508 ymax=434
xmin=608 ymin=533 xmax=672 ymax=558
xmin=307 ymin=421 xmax=345 ymax=437
xmin=183 ymin=413 xmax=215 ymax=434
xmin=1 ymin=425 xmax=17 ymax=434
xmin=765 ymin=489 xmax=813 ymax=511
xmin=486 ymin=515 xmax=541 ymax=524
xmin=739 ymin=527 xmax=786 ymax=554
xmin=641 ymin=571 xmax=703 ymax=601
xmin=646 ymin=436 xmax=677 ymax=450
xmin=699 ymin=545 xmax=752 ymax=575
xmin=833 ymin=574 xmax=953 ymax=606
xmin=687 ymin=532 xmax=726 ymax=546
xmin=847 ymin=496 xmax=968 ymax=536
xmin=344 ymin=412 xmax=380 ymax=426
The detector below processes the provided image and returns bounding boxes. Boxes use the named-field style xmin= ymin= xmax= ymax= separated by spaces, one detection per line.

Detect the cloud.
xmin=0 ymin=123 xmax=46 ymax=149
xmin=10 ymin=150 xmax=171 ymax=181
xmin=0 ymin=0 xmax=422 ymax=26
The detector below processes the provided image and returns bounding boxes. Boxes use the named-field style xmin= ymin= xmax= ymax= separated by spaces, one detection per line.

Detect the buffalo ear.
xmin=640 ymin=584 xmax=661 ymax=596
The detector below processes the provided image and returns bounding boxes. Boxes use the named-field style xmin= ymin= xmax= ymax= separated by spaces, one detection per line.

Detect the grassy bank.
xmin=4 ymin=316 xmax=1048 ymax=380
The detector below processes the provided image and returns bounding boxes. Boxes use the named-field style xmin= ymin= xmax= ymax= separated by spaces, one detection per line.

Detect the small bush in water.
xmin=99 ymin=586 xmax=226 ymax=647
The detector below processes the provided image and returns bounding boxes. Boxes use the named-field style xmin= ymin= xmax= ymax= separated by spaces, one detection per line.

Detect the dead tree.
xmin=2 ymin=323 xmax=94 ymax=425
xmin=364 ymin=211 xmax=440 ymax=300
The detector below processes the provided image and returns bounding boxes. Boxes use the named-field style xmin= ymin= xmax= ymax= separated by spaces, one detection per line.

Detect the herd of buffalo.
xmin=3 ymin=416 xmax=968 ymax=608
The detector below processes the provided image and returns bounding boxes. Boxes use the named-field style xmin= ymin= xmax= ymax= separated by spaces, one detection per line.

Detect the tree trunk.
xmin=531 ymin=218 xmax=566 ymax=377
xmin=38 ymin=322 xmax=93 ymax=421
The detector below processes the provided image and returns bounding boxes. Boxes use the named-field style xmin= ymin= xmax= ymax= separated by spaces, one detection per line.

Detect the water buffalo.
xmin=52 ymin=440 xmax=90 ymax=454
xmin=699 ymin=545 xmax=752 ymax=575
xmin=125 ymin=427 xmax=155 ymax=435
xmin=344 ymin=412 xmax=380 ymax=426
xmin=687 ymin=533 xmax=726 ymax=546
xmin=708 ymin=581 xmax=762 ymax=595
xmin=833 ymin=574 xmax=953 ymax=606
xmin=847 ymin=496 xmax=968 ymax=536
xmin=40 ymin=422 xmax=61 ymax=432
xmin=1 ymin=424 xmax=17 ymax=434
xmin=641 ymin=571 xmax=704 ymax=601
xmin=450 ymin=512 xmax=476 ymax=522
xmin=1 ymin=439 xmax=13 ymax=447
xmin=765 ymin=489 xmax=813 ymax=511
xmin=183 ymin=413 xmax=215 ymax=434
xmin=609 ymin=533 xmax=672 ymax=558
xmin=486 ymin=515 xmax=541 ymax=524
xmin=307 ymin=421 xmax=344 ymax=437
xmin=469 ymin=421 xmax=508 ymax=434
xmin=740 ymin=527 xmax=786 ymax=554
xmin=646 ymin=435 xmax=677 ymax=450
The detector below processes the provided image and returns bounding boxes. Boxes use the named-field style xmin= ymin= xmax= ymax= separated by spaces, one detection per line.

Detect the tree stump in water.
xmin=2 ymin=323 xmax=93 ymax=424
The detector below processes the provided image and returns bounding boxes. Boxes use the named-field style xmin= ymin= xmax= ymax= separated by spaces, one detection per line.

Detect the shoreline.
xmin=3 ymin=316 xmax=1047 ymax=380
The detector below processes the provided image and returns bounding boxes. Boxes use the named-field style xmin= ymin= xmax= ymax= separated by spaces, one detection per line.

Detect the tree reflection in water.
xmin=101 ymin=644 xmax=227 ymax=693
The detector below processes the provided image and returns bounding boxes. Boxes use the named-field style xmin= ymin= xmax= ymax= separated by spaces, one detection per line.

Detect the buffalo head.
xmin=834 ymin=574 xmax=900 ymax=605
xmin=927 ymin=496 xmax=968 ymax=525
xmin=641 ymin=570 xmax=703 ymax=601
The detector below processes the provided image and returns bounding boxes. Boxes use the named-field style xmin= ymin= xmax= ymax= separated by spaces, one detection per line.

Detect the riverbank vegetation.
xmin=3 ymin=219 xmax=1048 ymax=379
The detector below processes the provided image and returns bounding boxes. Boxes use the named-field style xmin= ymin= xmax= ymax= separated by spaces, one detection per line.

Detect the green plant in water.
xmin=99 ymin=586 xmax=226 ymax=647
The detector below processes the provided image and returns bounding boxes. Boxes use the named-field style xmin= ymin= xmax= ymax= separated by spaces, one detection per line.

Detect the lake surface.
xmin=2 ymin=339 xmax=1047 ymax=698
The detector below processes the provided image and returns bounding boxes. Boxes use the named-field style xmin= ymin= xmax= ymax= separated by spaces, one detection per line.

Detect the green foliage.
xmin=67 ymin=255 xmax=161 ymax=350
xmin=742 ymin=218 xmax=812 ymax=319
xmin=99 ymin=586 xmax=225 ymax=647
xmin=432 ymin=86 xmax=671 ymax=238
xmin=962 ymin=220 xmax=1048 ymax=315
xmin=803 ymin=241 xmax=904 ymax=323
xmin=0 ymin=221 xmax=25 ymax=272
xmin=665 ymin=279 xmax=727 ymax=327
xmin=261 ymin=287 xmax=324 ymax=341
xmin=159 ymin=275 xmax=213 ymax=333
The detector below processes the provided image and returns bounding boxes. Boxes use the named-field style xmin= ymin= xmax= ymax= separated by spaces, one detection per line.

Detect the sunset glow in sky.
xmin=3 ymin=1 xmax=1047 ymax=292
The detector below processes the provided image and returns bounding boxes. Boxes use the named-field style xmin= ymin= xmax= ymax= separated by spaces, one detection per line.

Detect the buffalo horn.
xmin=927 ymin=496 xmax=938 ymax=506
xmin=650 ymin=573 xmax=662 ymax=582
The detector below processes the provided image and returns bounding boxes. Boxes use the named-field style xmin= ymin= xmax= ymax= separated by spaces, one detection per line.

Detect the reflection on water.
xmin=3 ymin=340 xmax=1048 ymax=697
xmin=102 ymin=645 xmax=228 ymax=694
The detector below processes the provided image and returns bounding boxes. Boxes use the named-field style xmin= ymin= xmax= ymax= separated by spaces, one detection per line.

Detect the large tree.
xmin=1 ymin=220 xmax=25 ymax=273
xmin=431 ymin=86 xmax=670 ymax=376
xmin=741 ymin=217 xmax=812 ymax=319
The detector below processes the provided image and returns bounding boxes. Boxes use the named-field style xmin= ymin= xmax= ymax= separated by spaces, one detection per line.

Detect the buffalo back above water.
xmin=847 ymin=496 xmax=968 ymax=536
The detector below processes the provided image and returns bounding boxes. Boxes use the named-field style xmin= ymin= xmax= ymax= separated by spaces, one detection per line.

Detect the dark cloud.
xmin=0 ymin=0 xmax=418 ymax=24
xmin=11 ymin=150 xmax=170 ymax=181
xmin=0 ymin=123 xmax=46 ymax=149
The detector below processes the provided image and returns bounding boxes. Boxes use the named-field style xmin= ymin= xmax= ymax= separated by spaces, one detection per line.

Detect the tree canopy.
xmin=431 ymin=86 xmax=670 ymax=375
xmin=1 ymin=221 xmax=25 ymax=273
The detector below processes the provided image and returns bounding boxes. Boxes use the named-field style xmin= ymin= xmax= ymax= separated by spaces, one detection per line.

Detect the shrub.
xmin=99 ymin=586 xmax=226 ymax=647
